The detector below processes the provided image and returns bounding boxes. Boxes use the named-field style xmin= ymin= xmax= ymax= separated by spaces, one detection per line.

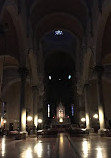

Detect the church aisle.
xmin=0 ymin=134 xmax=111 ymax=158
xmin=0 ymin=134 xmax=78 ymax=158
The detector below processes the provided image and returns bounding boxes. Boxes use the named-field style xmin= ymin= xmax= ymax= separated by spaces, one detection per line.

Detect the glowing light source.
xmin=81 ymin=118 xmax=86 ymax=122
xmin=68 ymin=75 xmax=71 ymax=79
xmin=49 ymin=76 xmax=51 ymax=80
xmin=71 ymin=105 xmax=74 ymax=116
xmin=93 ymin=114 xmax=98 ymax=119
xmin=59 ymin=118 xmax=63 ymax=123
xmin=1 ymin=117 xmax=4 ymax=127
xmin=34 ymin=115 xmax=38 ymax=128
xmin=55 ymin=30 xmax=63 ymax=35
xmin=48 ymin=104 xmax=50 ymax=117
xmin=38 ymin=119 xmax=42 ymax=124
xmin=99 ymin=107 xmax=105 ymax=129
xmin=4 ymin=120 xmax=7 ymax=124
xmin=27 ymin=116 xmax=32 ymax=121
xmin=86 ymin=114 xmax=90 ymax=128
xmin=21 ymin=110 xmax=26 ymax=131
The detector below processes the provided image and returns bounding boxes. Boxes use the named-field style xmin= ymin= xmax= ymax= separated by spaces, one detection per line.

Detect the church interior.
xmin=0 ymin=0 xmax=111 ymax=135
xmin=1 ymin=1 xmax=111 ymax=158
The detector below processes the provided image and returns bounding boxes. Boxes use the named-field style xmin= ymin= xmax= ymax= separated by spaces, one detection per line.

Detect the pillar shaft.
xmin=38 ymin=95 xmax=43 ymax=119
xmin=0 ymin=59 xmax=3 ymax=96
xmin=32 ymin=86 xmax=39 ymax=128
xmin=18 ymin=67 xmax=28 ymax=131
xmin=78 ymin=95 xmax=83 ymax=120
xmin=84 ymin=84 xmax=91 ymax=129
xmin=0 ymin=59 xmax=3 ymax=128
xmin=95 ymin=66 xmax=105 ymax=129
xmin=72 ymin=78 xmax=79 ymax=124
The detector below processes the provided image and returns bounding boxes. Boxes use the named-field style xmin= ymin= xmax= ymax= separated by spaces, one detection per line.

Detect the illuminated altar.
xmin=52 ymin=102 xmax=70 ymax=126
xmin=57 ymin=102 xmax=65 ymax=123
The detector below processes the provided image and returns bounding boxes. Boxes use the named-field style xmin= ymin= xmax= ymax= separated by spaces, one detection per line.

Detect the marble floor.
xmin=0 ymin=133 xmax=111 ymax=158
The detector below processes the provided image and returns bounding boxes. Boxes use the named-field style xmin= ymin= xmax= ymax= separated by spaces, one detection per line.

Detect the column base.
xmin=98 ymin=128 xmax=111 ymax=137
xmin=15 ymin=131 xmax=28 ymax=140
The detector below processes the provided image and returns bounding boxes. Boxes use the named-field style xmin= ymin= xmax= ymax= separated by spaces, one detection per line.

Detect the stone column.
xmin=78 ymin=94 xmax=85 ymax=122
xmin=0 ymin=58 xmax=3 ymax=97
xmin=95 ymin=65 xmax=105 ymax=129
xmin=84 ymin=84 xmax=91 ymax=129
xmin=71 ymin=77 xmax=78 ymax=124
xmin=38 ymin=95 xmax=43 ymax=119
xmin=18 ymin=67 xmax=28 ymax=132
xmin=37 ymin=45 xmax=44 ymax=128
xmin=32 ymin=86 xmax=39 ymax=128
xmin=0 ymin=59 xmax=3 ymax=128
xmin=37 ymin=95 xmax=44 ymax=129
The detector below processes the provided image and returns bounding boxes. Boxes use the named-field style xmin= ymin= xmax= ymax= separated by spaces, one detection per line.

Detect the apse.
xmin=42 ymin=30 xmax=77 ymax=118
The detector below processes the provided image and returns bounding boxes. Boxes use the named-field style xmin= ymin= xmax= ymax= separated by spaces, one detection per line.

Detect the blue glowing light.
xmin=68 ymin=75 xmax=71 ymax=80
xmin=55 ymin=30 xmax=63 ymax=35
xmin=71 ymin=105 xmax=74 ymax=116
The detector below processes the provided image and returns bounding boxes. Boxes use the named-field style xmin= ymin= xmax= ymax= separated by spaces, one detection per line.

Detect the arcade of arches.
xmin=0 ymin=0 xmax=111 ymax=132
